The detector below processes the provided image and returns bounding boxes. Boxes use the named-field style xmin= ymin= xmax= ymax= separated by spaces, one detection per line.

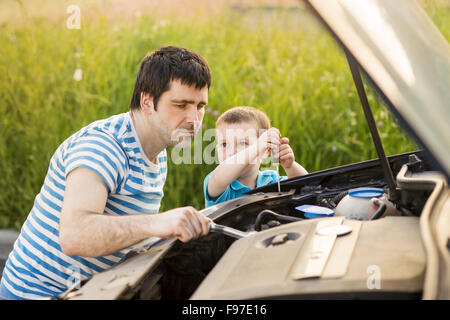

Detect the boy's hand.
xmin=278 ymin=137 xmax=309 ymax=178
xmin=258 ymin=127 xmax=281 ymax=159
xmin=279 ymin=137 xmax=295 ymax=169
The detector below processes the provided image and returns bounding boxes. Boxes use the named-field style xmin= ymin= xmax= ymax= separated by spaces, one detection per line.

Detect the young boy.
xmin=203 ymin=106 xmax=308 ymax=207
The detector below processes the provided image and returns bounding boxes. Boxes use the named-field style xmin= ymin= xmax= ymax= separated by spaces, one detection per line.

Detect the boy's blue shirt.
xmin=203 ymin=170 xmax=287 ymax=208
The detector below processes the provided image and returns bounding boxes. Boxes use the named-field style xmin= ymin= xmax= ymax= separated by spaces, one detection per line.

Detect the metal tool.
xmin=209 ymin=221 xmax=256 ymax=239
xmin=272 ymin=151 xmax=281 ymax=192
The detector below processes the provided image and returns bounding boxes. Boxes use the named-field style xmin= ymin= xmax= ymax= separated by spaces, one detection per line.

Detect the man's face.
xmin=216 ymin=121 xmax=260 ymax=164
xmin=151 ymin=79 xmax=208 ymax=147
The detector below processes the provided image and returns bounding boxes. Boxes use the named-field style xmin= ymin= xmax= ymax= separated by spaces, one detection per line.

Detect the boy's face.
xmin=216 ymin=121 xmax=260 ymax=164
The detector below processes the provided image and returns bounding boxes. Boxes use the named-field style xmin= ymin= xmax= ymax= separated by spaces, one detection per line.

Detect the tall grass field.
xmin=0 ymin=0 xmax=449 ymax=229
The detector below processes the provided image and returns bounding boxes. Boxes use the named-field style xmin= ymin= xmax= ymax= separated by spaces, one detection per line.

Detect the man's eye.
xmin=175 ymin=104 xmax=186 ymax=109
xmin=197 ymin=105 xmax=205 ymax=110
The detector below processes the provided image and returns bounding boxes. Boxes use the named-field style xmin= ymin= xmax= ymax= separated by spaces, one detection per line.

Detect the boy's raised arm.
xmin=284 ymin=162 xmax=308 ymax=178
xmin=207 ymin=128 xmax=280 ymax=198
xmin=207 ymin=143 xmax=259 ymax=198
xmin=279 ymin=137 xmax=308 ymax=178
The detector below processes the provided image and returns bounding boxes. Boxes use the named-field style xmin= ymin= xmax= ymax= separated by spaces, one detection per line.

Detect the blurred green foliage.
xmin=0 ymin=1 xmax=448 ymax=229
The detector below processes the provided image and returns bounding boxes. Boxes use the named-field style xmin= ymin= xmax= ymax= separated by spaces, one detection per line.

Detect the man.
xmin=0 ymin=46 xmax=212 ymax=299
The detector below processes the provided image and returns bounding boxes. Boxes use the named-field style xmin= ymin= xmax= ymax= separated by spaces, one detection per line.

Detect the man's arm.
xmin=59 ymin=167 xmax=209 ymax=257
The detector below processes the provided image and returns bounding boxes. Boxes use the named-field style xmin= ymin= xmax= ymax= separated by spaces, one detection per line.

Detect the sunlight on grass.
xmin=0 ymin=0 xmax=448 ymax=228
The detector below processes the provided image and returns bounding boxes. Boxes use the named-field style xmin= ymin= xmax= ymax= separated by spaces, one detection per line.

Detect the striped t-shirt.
xmin=0 ymin=112 xmax=168 ymax=299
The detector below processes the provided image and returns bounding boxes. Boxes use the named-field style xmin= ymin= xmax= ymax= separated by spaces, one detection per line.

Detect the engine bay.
xmin=62 ymin=151 xmax=441 ymax=300
xmin=129 ymin=152 xmax=435 ymax=300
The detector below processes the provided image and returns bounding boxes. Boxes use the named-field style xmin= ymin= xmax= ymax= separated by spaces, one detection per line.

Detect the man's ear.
xmin=140 ymin=92 xmax=154 ymax=115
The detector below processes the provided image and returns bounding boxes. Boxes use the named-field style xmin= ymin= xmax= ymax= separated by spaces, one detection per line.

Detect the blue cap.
xmin=348 ymin=187 xmax=384 ymax=198
xmin=295 ymin=205 xmax=335 ymax=219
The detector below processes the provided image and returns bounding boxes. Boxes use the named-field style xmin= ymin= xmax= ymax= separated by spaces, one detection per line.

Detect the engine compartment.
xmin=132 ymin=152 xmax=434 ymax=300
xmin=153 ymin=206 xmax=424 ymax=300
xmin=190 ymin=216 xmax=425 ymax=300
xmin=62 ymin=151 xmax=441 ymax=300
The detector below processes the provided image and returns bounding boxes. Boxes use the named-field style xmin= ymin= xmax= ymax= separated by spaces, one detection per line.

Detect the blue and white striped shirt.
xmin=0 ymin=112 xmax=168 ymax=299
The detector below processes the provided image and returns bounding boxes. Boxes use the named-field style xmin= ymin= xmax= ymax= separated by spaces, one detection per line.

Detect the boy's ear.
xmin=140 ymin=92 xmax=155 ymax=115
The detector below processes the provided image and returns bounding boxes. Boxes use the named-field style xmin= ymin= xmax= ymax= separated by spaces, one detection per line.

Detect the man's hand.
xmin=150 ymin=206 xmax=210 ymax=242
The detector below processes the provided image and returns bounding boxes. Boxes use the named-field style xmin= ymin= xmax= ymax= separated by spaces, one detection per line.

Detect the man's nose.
xmin=186 ymin=106 xmax=200 ymax=124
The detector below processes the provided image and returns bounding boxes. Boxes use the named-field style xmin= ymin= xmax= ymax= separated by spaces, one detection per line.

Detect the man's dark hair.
xmin=129 ymin=46 xmax=211 ymax=111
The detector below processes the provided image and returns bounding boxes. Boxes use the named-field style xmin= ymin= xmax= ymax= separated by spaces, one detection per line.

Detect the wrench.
xmin=208 ymin=220 xmax=256 ymax=239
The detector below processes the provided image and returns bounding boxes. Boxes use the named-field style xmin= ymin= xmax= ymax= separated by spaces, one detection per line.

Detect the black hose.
xmin=332 ymin=191 xmax=348 ymax=207
xmin=254 ymin=209 xmax=303 ymax=231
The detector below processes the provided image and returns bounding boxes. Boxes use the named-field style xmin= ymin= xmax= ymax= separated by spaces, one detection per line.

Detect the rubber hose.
xmin=254 ymin=209 xmax=303 ymax=231
xmin=371 ymin=198 xmax=387 ymax=220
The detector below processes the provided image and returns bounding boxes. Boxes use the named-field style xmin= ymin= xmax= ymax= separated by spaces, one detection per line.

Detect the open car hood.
xmin=307 ymin=0 xmax=450 ymax=179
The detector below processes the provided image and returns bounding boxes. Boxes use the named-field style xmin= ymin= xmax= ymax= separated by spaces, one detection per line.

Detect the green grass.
xmin=0 ymin=1 xmax=448 ymax=229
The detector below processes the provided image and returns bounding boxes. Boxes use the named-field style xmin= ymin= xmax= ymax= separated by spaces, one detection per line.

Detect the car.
xmin=58 ymin=0 xmax=450 ymax=300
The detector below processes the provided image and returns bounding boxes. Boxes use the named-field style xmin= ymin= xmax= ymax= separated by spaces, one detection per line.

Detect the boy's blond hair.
xmin=216 ymin=106 xmax=271 ymax=134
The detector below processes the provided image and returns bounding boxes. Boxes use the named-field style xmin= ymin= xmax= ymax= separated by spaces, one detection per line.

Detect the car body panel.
xmin=191 ymin=216 xmax=425 ymax=299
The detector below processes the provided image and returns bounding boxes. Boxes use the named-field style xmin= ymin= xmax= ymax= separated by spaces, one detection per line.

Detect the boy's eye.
xmin=221 ymin=142 xmax=227 ymax=148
